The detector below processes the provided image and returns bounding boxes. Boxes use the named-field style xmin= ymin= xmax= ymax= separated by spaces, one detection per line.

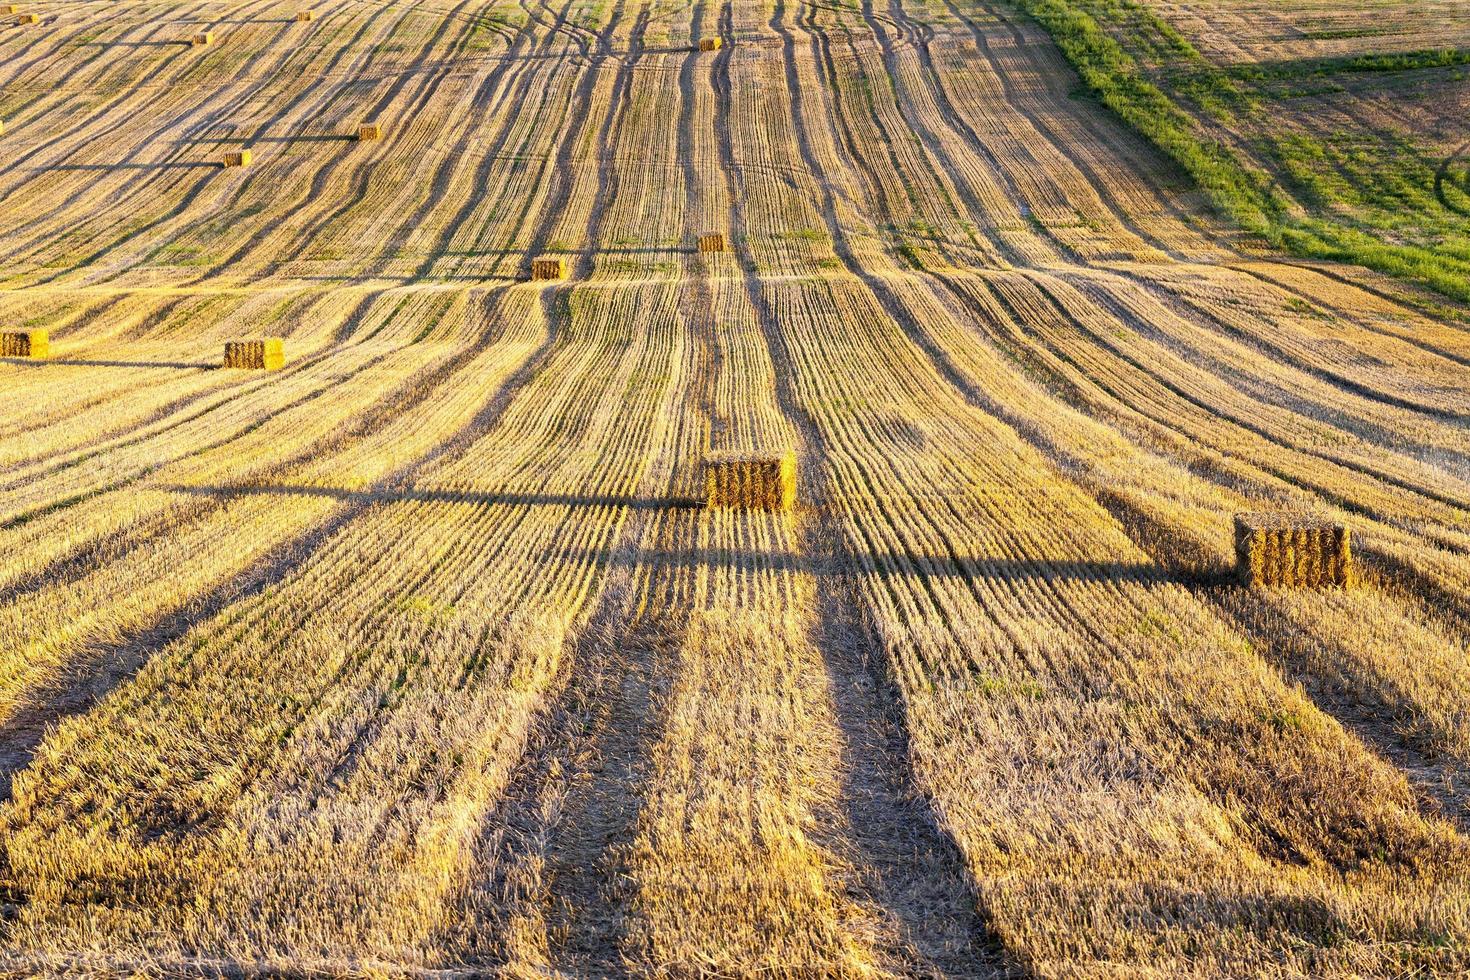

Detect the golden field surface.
xmin=2 ymin=0 xmax=1470 ymax=975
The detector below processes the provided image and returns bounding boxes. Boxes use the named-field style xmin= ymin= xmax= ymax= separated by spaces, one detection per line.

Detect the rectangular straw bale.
xmin=296 ymin=10 xmax=314 ymax=20
xmin=222 ymin=149 xmax=252 ymax=167
xmin=697 ymin=233 xmax=726 ymax=253
xmin=1234 ymin=513 xmax=1353 ymax=588
xmin=531 ymin=257 xmax=567 ymax=280
xmin=703 ymin=450 xmax=797 ymax=511
xmin=699 ymin=37 xmax=721 ymax=51
xmin=224 ymin=338 xmax=284 ymax=370
xmin=357 ymin=122 xmax=382 ymax=141
xmin=192 ymin=31 xmax=214 ymax=45
xmin=17 ymin=12 xmax=37 ymax=23
xmin=2 ymin=6 xmax=19 ymax=14
xmin=1 ymin=329 xmax=47 ymax=358
xmin=0 ymin=120 xmax=6 ymax=136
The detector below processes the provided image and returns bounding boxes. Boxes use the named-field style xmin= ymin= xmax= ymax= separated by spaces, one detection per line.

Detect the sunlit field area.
xmin=2 ymin=0 xmax=1470 ymax=975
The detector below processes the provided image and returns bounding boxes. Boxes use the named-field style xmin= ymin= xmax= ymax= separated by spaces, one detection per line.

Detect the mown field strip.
xmin=3 ymin=278 xmax=683 ymax=963
xmin=718 ymin=2 xmax=1470 ymax=972
xmin=2 ymin=0 xmax=1470 ymax=974
xmin=0 ymin=288 xmax=548 ymax=741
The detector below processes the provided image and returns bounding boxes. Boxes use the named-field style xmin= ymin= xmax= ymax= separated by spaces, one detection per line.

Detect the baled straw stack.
xmin=1 ymin=330 xmax=48 ymax=358
xmin=357 ymin=122 xmax=382 ymax=141
xmin=697 ymin=233 xmax=726 ymax=253
xmin=191 ymin=31 xmax=214 ymax=45
xmin=531 ymin=257 xmax=567 ymax=281
xmin=17 ymin=11 xmax=38 ymax=23
xmin=222 ymin=149 xmax=252 ymax=167
xmin=0 ymin=119 xmax=6 ymax=136
xmin=296 ymin=10 xmax=314 ymax=21
xmin=224 ymin=338 xmax=284 ymax=370
xmin=703 ymin=450 xmax=797 ymax=511
xmin=699 ymin=37 xmax=722 ymax=51
xmin=1234 ymin=513 xmax=1354 ymax=588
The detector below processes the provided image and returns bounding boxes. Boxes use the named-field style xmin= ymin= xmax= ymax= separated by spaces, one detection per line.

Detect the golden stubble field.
xmin=1 ymin=0 xmax=1470 ymax=975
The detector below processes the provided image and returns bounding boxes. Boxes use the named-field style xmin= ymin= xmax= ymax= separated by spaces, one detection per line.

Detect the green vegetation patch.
xmin=1013 ymin=0 xmax=1470 ymax=304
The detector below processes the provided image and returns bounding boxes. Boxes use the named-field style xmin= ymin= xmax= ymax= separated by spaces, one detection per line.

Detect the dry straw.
xmin=357 ymin=122 xmax=382 ymax=141
xmin=296 ymin=10 xmax=314 ymax=21
xmin=699 ymin=37 xmax=722 ymax=51
xmin=531 ymin=257 xmax=567 ymax=281
xmin=17 ymin=11 xmax=37 ymax=23
xmin=1 ymin=329 xmax=48 ymax=359
xmin=224 ymin=338 xmax=284 ymax=370
xmin=1234 ymin=513 xmax=1354 ymax=588
xmin=0 ymin=120 xmax=6 ymax=137
xmin=192 ymin=31 xmax=214 ymax=46
xmin=703 ymin=451 xmax=797 ymax=511
xmin=697 ymin=233 xmax=726 ymax=253
xmin=222 ymin=149 xmax=252 ymax=168
xmin=1 ymin=5 xmax=19 ymax=13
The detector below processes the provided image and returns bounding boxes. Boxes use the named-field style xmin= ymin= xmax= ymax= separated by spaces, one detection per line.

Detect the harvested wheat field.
xmin=2 ymin=0 xmax=1470 ymax=976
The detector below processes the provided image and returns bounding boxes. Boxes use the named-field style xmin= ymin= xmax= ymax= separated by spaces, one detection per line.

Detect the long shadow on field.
xmin=179 ymin=135 xmax=357 ymax=145
xmin=5 ymin=358 xmax=217 ymax=370
xmin=164 ymin=482 xmax=702 ymax=511
xmin=469 ymin=586 xmax=685 ymax=974
xmin=439 ymin=246 xmax=698 ymax=258
xmin=36 ymin=163 xmax=222 ymax=172
xmin=163 ymin=484 xmax=1168 ymax=585
xmin=76 ymin=40 xmax=201 ymax=49
xmin=805 ymin=540 xmax=1021 ymax=976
